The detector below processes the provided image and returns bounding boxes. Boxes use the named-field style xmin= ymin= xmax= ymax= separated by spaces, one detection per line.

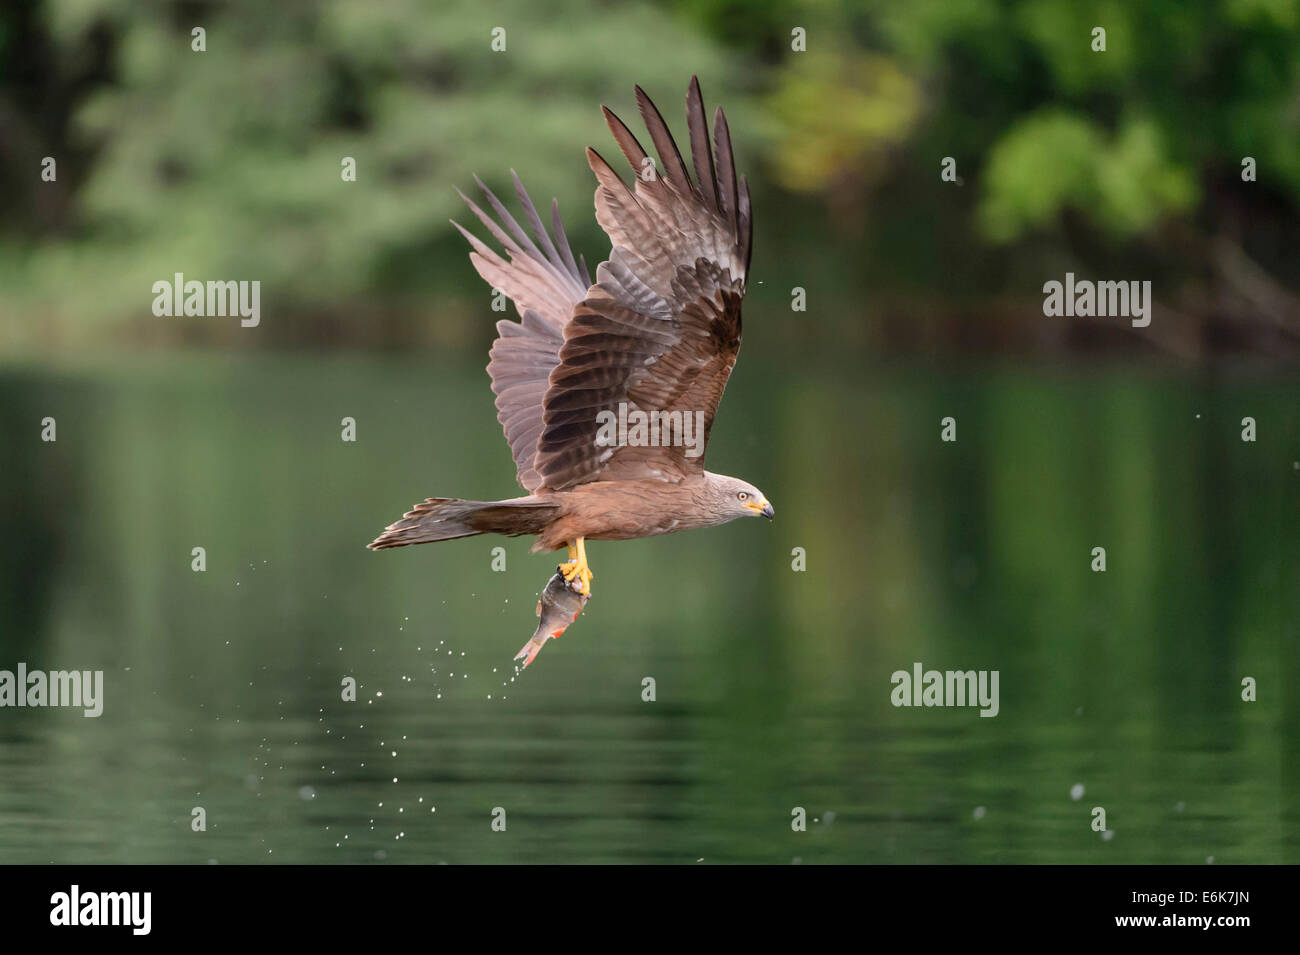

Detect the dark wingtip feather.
xmin=686 ymin=76 xmax=718 ymax=209
xmin=713 ymin=106 xmax=739 ymax=235
xmin=634 ymin=84 xmax=690 ymax=192
xmin=585 ymin=145 xmax=622 ymax=183
xmin=601 ymin=105 xmax=650 ymax=175
xmin=738 ymin=173 xmax=753 ymax=271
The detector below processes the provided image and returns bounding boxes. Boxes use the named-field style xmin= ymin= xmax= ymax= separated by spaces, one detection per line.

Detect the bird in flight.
xmin=369 ymin=77 xmax=771 ymax=596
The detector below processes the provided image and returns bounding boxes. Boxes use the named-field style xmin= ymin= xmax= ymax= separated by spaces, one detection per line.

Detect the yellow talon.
xmin=556 ymin=538 xmax=594 ymax=596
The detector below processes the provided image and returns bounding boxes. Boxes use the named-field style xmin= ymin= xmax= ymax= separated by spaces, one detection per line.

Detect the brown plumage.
xmin=368 ymin=77 xmax=771 ymax=595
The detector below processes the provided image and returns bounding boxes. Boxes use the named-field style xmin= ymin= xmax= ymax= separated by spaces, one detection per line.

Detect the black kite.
xmin=369 ymin=77 xmax=771 ymax=594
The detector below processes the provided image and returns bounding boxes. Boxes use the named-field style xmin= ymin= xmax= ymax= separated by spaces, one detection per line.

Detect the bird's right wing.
xmin=533 ymin=77 xmax=753 ymax=492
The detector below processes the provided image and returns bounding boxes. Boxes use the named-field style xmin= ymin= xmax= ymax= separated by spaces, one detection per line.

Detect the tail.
xmin=367 ymin=497 xmax=559 ymax=550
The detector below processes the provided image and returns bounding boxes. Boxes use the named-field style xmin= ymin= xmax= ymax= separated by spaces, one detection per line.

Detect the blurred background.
xmin=0 ymin=0 xmax=1296 ymax=863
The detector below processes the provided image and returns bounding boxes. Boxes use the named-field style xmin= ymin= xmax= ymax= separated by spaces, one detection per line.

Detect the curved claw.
xmin=557 ymin=539 xmax=594 ymax=596
xmin=559 ymin=563 xmax=593 ymax=596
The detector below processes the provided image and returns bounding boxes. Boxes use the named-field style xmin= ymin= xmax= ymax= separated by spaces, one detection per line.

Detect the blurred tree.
xmin=2 ymin=0 xmax=1298 ymax=353
xmin=0 ymin=0 xmax=754 ymax=346
xmin=674 ymin=0 xmax=1300 ymax=350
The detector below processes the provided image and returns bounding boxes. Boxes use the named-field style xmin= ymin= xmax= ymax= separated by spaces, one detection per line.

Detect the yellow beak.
xmin=744 ymin=499 xmax=774 ymax=519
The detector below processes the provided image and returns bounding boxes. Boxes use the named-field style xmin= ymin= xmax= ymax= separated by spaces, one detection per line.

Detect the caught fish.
xmin=515 ymin=569 xmax=590 ymax=668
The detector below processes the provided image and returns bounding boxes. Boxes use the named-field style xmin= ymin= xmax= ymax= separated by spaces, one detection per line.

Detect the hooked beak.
xmin=745 ymin=499 xmax=774 ymax=520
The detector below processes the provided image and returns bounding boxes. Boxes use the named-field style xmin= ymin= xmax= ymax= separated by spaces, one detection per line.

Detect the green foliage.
xmin=979 ymin=111 xmax=1197 ymax=242
xmin=725 ymin=0 xmax=1300 ymax=245
xmin=2 ymin=0 xmax=1298 ymax=349
xmin=1 ymin=0 xmax=751 ymax=344
xmin=764 ymin=48 xmax=921 ymax=193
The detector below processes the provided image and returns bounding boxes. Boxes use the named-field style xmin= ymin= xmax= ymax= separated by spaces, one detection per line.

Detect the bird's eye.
xmin=737 ymin=491 xmax=748 ymax=501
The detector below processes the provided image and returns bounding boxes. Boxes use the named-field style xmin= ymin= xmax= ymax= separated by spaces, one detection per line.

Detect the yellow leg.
xmin=557 ymin=537 xmax=594 ymax=595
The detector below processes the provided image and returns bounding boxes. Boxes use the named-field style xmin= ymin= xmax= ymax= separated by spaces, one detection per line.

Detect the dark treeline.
xmin=1 ymin=0 xmax=1298 ymax=361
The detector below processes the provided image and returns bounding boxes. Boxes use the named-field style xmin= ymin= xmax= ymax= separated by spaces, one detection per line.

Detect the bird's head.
xmin=706 ymin=473 xmax=774 ymax=523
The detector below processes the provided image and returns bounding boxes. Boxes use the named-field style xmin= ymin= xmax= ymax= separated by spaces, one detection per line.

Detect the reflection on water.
xmin=0 ymin=355 xmax=1295 ymax=863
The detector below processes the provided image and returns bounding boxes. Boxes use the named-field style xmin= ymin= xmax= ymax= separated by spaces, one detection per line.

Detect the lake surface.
xmin=0 ymin=354 xmax=1295 ymax=863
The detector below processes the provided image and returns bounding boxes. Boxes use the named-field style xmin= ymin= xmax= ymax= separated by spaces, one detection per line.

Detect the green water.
xmin=0 ymin=355 xmax=1295 ymax=863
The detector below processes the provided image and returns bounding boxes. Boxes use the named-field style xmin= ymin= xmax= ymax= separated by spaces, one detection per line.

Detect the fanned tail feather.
xmin=368 ymin=498 xmax=558 ymax=550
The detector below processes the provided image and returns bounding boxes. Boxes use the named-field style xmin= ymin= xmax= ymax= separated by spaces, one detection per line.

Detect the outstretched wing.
xmin=534 ymin=77 xmax=752 ymax=491
xmin=452 ymin=174 xmax=592 ymax=492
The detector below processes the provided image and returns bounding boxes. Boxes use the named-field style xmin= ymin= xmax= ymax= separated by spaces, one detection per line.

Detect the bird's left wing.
xmin=534 ymin=77 xmax=753 ymax=492
xmin=452 ymin=174 xmax=592 ymax=492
